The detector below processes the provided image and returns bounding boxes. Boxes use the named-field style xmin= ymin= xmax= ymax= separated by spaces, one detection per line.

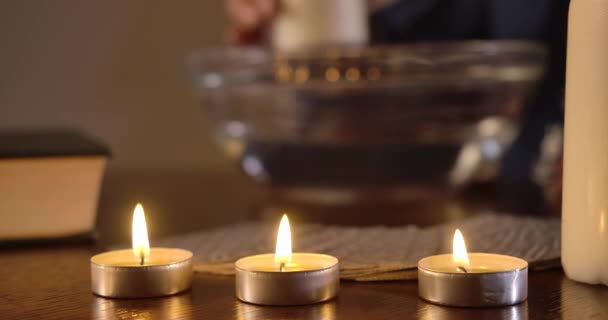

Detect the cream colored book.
xmin=0 ymin=130 xmax=109 ymax=240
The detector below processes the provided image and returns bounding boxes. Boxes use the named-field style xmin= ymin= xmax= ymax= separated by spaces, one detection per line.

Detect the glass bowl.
xmin=188 ymin=41 xmax=544 ymax=210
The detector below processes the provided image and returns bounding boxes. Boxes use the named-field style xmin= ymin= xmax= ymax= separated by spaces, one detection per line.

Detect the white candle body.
xmin=418 ymin=253 xmax=528 ymax=274
xmin=90 ymin=248 xmax=193 ymax=298
xmin=235 ymin=253 xmax=338 ymax=272
xmin=235 ymin=253 xmax=339 ymax=305
xmin=272 ymin=0 xmax=369 ymax=51
xmin=91 ymin=248 xmax=192 ymax=267
xmin=417 ymin=253 xmax=528 ymax=307
xmin=562 ymin=0 xmax=608 ymax=285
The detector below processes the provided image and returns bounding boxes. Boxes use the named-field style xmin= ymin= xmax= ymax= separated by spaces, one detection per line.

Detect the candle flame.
xmin=132 ymin=203 xmax=150 ymax=265
xmin=275 ymin=214 xmax=292 ymax=266
xmin=453 ymin=229 xmax=470 ymax=271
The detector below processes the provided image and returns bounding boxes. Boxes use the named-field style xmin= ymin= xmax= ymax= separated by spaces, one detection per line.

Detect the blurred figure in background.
xmin=225 ymin=0 xmax=568 ymax=213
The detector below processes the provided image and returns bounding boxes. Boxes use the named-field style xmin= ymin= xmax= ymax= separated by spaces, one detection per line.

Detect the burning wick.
xmin=453 ymin=229 xmax=471 ymax=274
xmin=457 ymin=266 xmax=469 ymax=273
xmin=275 ymin=214 xmax=292 ymax=273
xmin=132 ymin=203 xmax=150 ymax=267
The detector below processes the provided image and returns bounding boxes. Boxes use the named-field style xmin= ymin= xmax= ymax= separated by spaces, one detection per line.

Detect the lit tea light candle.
xmin=90 ymin=204 xmax=193 ymax=298
xmin=418 ymin=229 xmax=528 ymax=307
xmin=235 ymin=214 xmax=339 ymax=305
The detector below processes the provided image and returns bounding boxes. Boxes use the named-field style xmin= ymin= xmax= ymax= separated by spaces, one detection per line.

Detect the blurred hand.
xmin=225 ymin=0 xmax=278 ymax=44
xmin=225 ymin=0 xmax=397 ymax=44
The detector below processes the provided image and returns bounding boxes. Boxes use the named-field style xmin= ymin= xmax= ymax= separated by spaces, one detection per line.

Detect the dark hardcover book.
xmin=0 ymin=129 xmax=110 ymax=240
xmin=0 ymin=129 xmax=110 ymax=158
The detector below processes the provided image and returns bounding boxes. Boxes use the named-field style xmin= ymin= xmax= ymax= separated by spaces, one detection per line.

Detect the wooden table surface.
xmin=1 ymin=172 xmax=607 ymax=319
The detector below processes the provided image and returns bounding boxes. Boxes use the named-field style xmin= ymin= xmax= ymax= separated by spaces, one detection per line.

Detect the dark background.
xmin=0 ymin=1 xmax=260 ymax=245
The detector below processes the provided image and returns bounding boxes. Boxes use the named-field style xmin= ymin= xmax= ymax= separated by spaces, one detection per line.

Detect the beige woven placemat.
xmin=156 ymin=213 xmax=561 ymax=281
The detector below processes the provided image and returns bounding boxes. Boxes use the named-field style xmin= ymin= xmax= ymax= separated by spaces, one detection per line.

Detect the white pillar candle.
xmin=272 ymin=0 xmax=369 ymax=51
xmin=562 ymin=0 xmax=608 ymax=285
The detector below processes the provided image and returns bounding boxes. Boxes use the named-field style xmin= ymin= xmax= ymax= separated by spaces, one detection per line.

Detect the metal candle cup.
xmin=418 ymin=253 xmax=528 ymax=307
xmin=91 ymin=248 xmax=193 ymax=298
xmin=235 ymin=253 xmax=339 ymax=305
xmin=235 ymin=214 xmax=340 ymax=305
xmin=90 ymin=203 xmax=193 ymax=298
